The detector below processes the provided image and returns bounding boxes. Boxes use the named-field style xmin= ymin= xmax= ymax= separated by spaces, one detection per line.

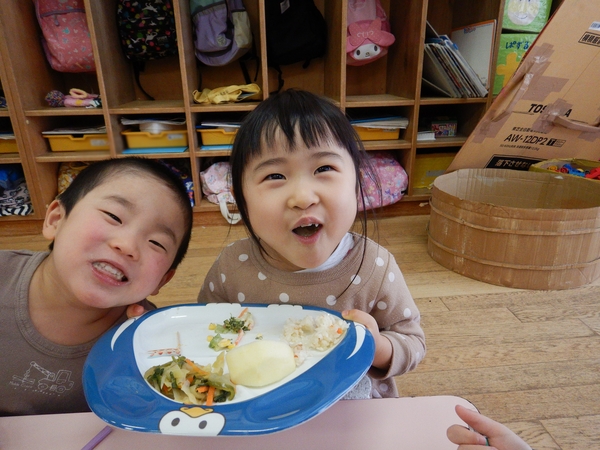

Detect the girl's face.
xmin=242 ymin=135 xmax=358 ymax=271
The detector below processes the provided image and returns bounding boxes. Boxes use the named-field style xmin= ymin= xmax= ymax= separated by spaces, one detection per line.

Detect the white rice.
xmin=283 ymin=313 xmax=348 ymax=352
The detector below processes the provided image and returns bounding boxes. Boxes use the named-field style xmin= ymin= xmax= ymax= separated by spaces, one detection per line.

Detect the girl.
xmin=198 ymin=89 xmax=425 ymax=398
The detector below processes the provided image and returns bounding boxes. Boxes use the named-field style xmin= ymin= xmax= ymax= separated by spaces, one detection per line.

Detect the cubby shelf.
xmin=0 ymin=0 xmax=516 ymax=221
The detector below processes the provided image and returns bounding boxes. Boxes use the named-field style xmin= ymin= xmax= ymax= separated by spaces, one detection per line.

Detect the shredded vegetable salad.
xmin=144 ymin=354 xmax=235 ymax=405
xmin=207 ymin=308 xmax=255 ymax=351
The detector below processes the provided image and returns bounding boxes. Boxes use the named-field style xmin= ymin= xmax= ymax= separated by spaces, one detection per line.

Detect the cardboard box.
xmin=448 ymin=0 xmax=600 ymax=172
xmin=493 ymin=33 xmax=538 ymax=95
xmin=529 ymin=158 xmax=600 ymax=182
xmin=503 ymin=0 xmax=552 ymax=33
xmin=427 ymin=168 xmax=600 ymax=290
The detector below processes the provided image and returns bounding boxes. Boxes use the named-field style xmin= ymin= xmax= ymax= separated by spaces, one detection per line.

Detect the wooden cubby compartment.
xmin=1 ymin=0 xmax=549 ymax=221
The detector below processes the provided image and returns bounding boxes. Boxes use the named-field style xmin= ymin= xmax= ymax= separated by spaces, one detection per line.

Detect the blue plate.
xmin=83 ymin=303 xmax=374 ymax=436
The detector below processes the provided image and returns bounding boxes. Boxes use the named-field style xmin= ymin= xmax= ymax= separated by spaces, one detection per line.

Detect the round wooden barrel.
xmin=427 ymin=168 xmax=600 ymax=290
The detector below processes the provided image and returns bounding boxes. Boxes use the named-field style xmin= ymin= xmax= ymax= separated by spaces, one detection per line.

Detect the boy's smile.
xmin=40 ymin=173 xmax=186 ymax=309
xmin=243 ymin=137 xmax=358 ymax=271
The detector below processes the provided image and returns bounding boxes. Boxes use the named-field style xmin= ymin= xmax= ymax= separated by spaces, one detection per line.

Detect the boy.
xmin=0 ymin=158 xmax=193 ymax=416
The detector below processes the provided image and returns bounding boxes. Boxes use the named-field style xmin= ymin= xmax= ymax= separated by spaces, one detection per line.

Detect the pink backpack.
xmin=359 ymin=152 xmax=407 ymax=211
xmin=346 ymin=0 xmax=395 ymax=66
xmin=35 ymin=0 xmax=96 ymax=73
xmin=200 ymin=161 xmax=241 ymax=224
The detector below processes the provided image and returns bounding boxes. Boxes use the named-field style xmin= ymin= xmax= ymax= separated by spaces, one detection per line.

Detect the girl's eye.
xmin=265 ymin=173 xmax=285 ymax=181
xmin=103 ymin=211 xmax=122 ymax=224
xmin=149 ymin=240 xmax=167 ymax=251
xmin=316 ymin=165 xmax=333 ymax=174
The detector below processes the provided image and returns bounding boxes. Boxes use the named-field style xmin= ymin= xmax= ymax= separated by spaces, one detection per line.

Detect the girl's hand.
xmin=447 ymin=405 xmax=532 ymax=450
xmin=126 ymin=303 xmax=148 ymax=319
xmin=342 ymin=309 xmax=392 ymax=370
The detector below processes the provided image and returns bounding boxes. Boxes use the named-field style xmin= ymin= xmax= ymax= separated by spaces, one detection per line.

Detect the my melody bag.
xmin=200 ymin=161 xmax=241 ymax=224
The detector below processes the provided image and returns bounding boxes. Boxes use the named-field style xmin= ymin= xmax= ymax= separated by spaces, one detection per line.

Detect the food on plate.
xmin=226 ymin=340 xmax=296 ymax=387
xmin=207 ymin=307 xmax=255 ymax=351
xmin=283 ymin=313 xmax=348 ymax=351
xmin=145 ymin=354 xmax=235 ymax=405
xmin=209 ymin=307 xmax=255 ymax=333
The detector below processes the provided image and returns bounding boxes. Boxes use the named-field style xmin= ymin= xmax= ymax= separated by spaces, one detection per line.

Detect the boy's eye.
xmin=149 ymin=240 xmax=167 ymax=251
xmin=103 ymin=211 xmax=122 ymax=224
xmin=315 ymin=165 xmax=333 ymax=174
xmin=265 ymin=173 xmax=285 ymax=181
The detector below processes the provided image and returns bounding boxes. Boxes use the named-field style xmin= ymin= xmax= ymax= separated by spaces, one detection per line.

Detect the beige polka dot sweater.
xmin=197 ymin=233 xmax=426 ymax=398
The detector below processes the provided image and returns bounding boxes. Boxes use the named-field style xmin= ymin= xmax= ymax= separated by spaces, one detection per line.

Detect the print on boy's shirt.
xmin=9 ymin=361 xmax=74 ymax=395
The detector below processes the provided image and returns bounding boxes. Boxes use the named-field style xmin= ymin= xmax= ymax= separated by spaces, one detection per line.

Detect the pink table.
xmin=0 ymin=396 xmax=475 ymax=449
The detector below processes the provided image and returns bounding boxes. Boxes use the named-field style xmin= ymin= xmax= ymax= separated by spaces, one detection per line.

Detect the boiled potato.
xmin=226 ymin=340 xmax=296 ymax=387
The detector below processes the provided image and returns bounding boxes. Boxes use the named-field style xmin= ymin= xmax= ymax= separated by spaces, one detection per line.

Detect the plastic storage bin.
xmin=353 ymin=126 xmax=400 ymax=141
xmin=0 ymin=138 xmax=18 ymax=154
xmin=45 ymin=134 xmax=110 ymax=151
xmin=197 ymin=128 xmax=238 ymax=146
xmin=122 ymin=129 xmax=188 ymax=148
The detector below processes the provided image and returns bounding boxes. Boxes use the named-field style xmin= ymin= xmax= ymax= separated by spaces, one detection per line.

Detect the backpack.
xmin=116 ymin=0 xmax=178 ymax=100
xmin=265 ymin=0 xmax=327 ymax=93
xmin=191 ymin=0 xmax=252 ymax=67
xmin=34 ymin=0 xmax=96 ymax=73
xmin=358 ymin=151 xmax=407 ymax=211
xmin=346 ymin=0 xmax=395 ymax=66
xmin=200 ymin=161 xmax=241 ymax=224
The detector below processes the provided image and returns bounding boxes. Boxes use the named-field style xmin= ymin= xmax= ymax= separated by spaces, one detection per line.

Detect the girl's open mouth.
xmin=293 ymin=224 xmax=321 ymax=237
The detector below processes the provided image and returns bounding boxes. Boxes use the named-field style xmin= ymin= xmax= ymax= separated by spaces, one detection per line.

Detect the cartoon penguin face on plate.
xmin=159 ymin=406 xmax=226 ymax=435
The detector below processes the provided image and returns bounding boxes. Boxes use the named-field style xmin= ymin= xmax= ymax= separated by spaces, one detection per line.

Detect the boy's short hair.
xmin=53 ymin=158 xmax=193 ymax=270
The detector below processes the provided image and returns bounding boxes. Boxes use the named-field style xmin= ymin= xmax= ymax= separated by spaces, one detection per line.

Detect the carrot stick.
xmin=234 ymin=329 xmax=244 ymax=346
xmin=206 ymin=386 xmax=215 ymax=406
xmin=196 ymin=385 xmax=209 ymax=393
xmin=185 ymin=358 xmax=209 ymax=376
xmin=238 ymin=307 xmax=249 ymax=318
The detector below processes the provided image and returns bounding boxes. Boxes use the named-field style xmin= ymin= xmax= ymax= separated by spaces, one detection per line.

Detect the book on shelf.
xmin=417 ymin=131 xmax=436 ymax=141
xmin=422 ymin=21 xmax=488 ymax=98
xmin=450 ymin=20 xmax=497 ymax=89
xmin=349 ymin=116 xmax=409 ymax=130
xmin=41 ymin=126 xmax=107 ymax=135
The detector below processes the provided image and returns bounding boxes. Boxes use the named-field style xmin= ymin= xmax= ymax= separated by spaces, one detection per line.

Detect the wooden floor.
xmin=2 ymin=206 xmax=599 ymax=449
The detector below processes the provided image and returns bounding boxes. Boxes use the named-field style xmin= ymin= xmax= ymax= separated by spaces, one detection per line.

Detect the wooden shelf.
xmin=0 ymin=0 xmax=517 ymax=221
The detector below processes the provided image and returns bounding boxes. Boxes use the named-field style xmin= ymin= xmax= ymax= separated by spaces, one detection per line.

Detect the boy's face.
xmin=242 ymin=136 xmax=358 ymax=271
xmin=43 ymin=172 xmax=186 ymax=309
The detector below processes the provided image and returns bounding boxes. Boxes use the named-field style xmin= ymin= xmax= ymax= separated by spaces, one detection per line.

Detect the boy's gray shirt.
xmin=0 ymin=250 xmax=153 ymax=416
xmin=0 ymin=250 xmax=91 ymax=415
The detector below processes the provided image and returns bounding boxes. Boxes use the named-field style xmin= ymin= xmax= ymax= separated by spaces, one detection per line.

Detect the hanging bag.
xmin=358 ymin=151 xmax=407 ymax=210
xmin=34 ymin=0 xmax=96 ymax=73
xmin=116 ymin=0 xmax=178 ymax=100
xmin=346 ymin=0 xmax=395 ymax=66
xmin=265 ymin=0 xmax=327 ymax=93
xmin=191 ymin=0 xmax=253 ymax=67
xmin=200 ymin=161 xmax=241 ymax=224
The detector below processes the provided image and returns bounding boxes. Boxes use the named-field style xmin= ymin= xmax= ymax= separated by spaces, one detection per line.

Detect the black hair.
xmin=230 ymin=89 xmax=379 ymax=264
xmin=52 ymin=157 xmax=193 ymax=270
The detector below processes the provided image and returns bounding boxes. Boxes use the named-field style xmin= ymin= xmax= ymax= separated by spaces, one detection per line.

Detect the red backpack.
xmin=34 ymin=0 xmax=96 ymax=73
